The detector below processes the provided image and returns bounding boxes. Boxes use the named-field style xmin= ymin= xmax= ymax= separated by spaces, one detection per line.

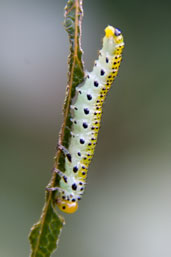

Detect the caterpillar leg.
xmin=46 ymin=186 xmax=63 ymax=192
xmin=57 ymin=143 xmax=72 ymax=162
xmin=49 ymin=167 xmax=69 ymax=185
xmin=47 ymin=168 xmax=68 ymax=192
xmin=53 ymin=168 xmax=69 ymax=182
xmin=53 ymin=168 xmax=65 ymax=177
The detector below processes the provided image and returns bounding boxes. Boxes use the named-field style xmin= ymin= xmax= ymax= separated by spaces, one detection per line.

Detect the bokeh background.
xmin=1 ymin=0 xmax=171 ymax=256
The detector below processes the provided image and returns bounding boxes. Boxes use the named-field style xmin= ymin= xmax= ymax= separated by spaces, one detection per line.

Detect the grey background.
xmin=0 ymin=0 xmax=171 ymax=256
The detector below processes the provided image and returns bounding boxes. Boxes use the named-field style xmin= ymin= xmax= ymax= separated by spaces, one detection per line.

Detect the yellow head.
xmin=105 ymin=25 xmax=123 ymax=44
xmin=105 ymin=25 xmax=115 ymax=37
xmin=56 ymin=199 xmax=78 ymax=214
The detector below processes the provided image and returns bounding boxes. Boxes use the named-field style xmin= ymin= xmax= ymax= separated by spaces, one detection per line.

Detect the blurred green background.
xmin=1 ymin=0 xmax=171 ymax=256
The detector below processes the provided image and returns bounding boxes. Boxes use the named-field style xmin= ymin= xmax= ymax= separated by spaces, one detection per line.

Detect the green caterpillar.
xmin=49 ymin=25 xmax=124 ymax=213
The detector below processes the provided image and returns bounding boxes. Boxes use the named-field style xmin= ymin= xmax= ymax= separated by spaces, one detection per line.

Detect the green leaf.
xmin=29 ymin=0 xmax=84 ymax=256
xmin=29 ymin=203 xmax=64 ymax=257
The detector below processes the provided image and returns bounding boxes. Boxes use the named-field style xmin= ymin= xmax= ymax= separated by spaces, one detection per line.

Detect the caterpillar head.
xmin=56 ymin=198 xmax=78 ymax=214
xmin=105 ymin=25 xmax=123 ymax=44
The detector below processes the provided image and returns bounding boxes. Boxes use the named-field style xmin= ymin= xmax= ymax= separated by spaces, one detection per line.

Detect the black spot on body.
xmin=87 ymin=94 xmax=92 ymax=100
xmin=72 ymin=183 xmax=77 ymax=191
xmin=77 ymin=152 xmax=81 ymax=156
xmin=106 ymin=57 xmax=109 ymax=63
xmin=73 ymin=166 xmax=78 ymax=173
xmin=84 ymin=108 xmax=89 ymax=115
xmin=74 ymin=107 xmax=78 ymax=110
xmin=101 ymin=69 xmax=105 ymax=76
xmin=80 ymin=139 xmax=85 ymax=144
xmin=62 ymin=206 xmax=66 ymax=210
xmin=82 ymin=172 xmax=86 ymax=175
xmin=94 ymin=81 xmax=99 ymax=87
xmin=80 ymin=187 xmax=84 ymax=191
xmin=72 ymin=199 xmax=76 ymax=202
xmin=83 ymin=122 xmax=88 ymax=129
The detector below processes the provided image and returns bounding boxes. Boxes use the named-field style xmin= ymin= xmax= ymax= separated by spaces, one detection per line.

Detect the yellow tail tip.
xmin=57 ymin=199 xmax=78 ymax=214
xmin=105 ymin=25 xmax=114 ymax=37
